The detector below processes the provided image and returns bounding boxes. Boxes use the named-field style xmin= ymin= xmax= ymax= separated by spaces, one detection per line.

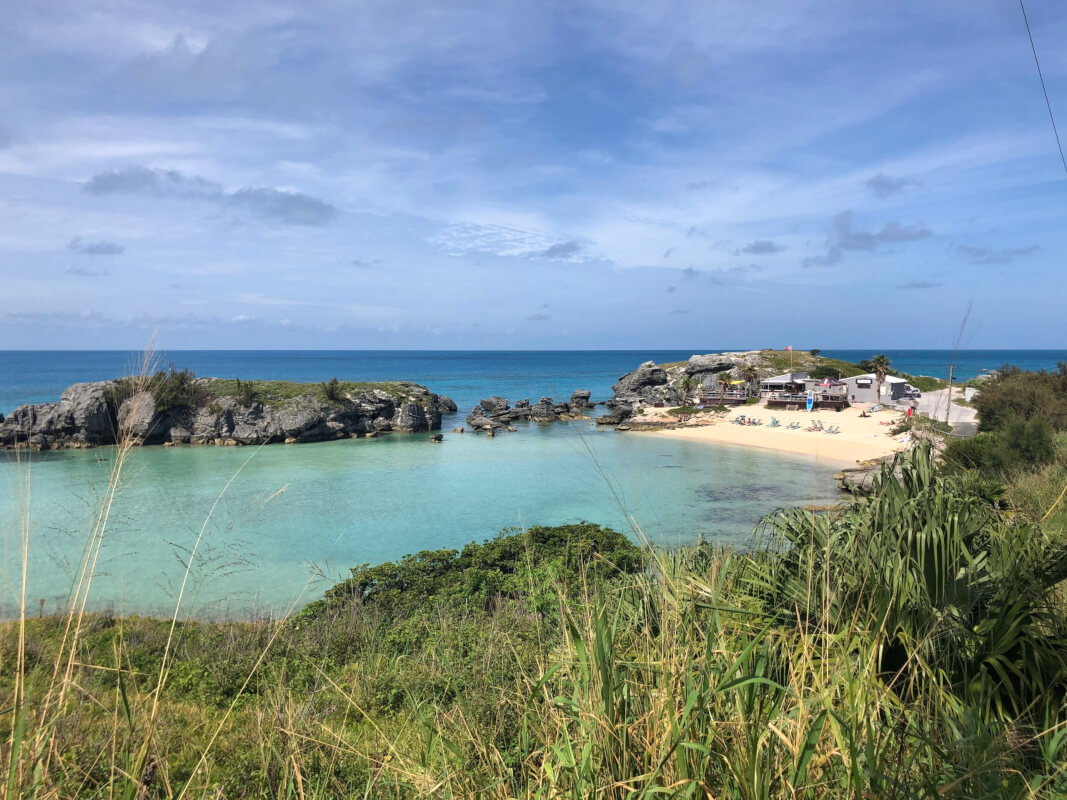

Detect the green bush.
xmin=149 ymin=367 xmax=209 ymax=413
xmin=301 ymin=523 xmax=645 ymax=622
xmin=999 ymin=416 xmax=1056 ymax=467
xmin=667 ymin=405 xmax=698 ymax=416
xmin=233 ymin=377 xmax=258 ymax=407
xmin=942 ymin=432 xmax=1002 ymax=474
xmin=942 ymin=418 xmax=1055 ymax=476
xmin=973 ymin=364 xmax=1067 ymax=432
xmin=320 ymin=376 xmax=343 ymax=403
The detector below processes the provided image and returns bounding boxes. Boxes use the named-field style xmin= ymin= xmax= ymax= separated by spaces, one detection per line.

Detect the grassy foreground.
xmin=3 ymin=446 xmax=1067 ymax=798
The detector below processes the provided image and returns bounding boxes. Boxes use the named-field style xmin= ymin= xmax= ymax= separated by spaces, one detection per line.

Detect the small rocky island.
xmin=465 ymin=390 xmax=593 ymax=431
xmin=0 ymin=369 xmax=458 ymax=450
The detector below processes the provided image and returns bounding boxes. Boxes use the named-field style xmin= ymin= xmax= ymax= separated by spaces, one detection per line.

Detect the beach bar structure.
xmin=843 ymin=373 xmax=909 ymax=404
xmin=803 ymin=377 xmax=849 ymax=410
xmin=759 ymin=372 xmax=810 ymax=408
xmin=760 ymin=372 xmax=850 ymax=410
xmin=699 ymin=379 xmax=751 ymax=406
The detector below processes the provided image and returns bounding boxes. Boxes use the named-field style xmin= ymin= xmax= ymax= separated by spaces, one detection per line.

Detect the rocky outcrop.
xmin=611 ymin=361 xmax=676 ymax=406
xmin=569 ymin=389 xmax=592 ymax=408
xmin=464 ymin=393 xmax=593 ymax=431
xmin=595 ymin=405 xmax=633 ymax=426
xmin=0 ymin=381 xmax=117 ymax=449
xmin=0 ymin=378 xmax=451 ymax=450
xmin=609 ymin=353 xmax=751 ymax=408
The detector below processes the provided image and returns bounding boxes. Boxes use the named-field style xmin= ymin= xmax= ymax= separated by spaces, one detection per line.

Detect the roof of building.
xmin=848 ymin=373 xmax=908 ymax=384
xmin=759 ymin=372 xmax=809 ymax=384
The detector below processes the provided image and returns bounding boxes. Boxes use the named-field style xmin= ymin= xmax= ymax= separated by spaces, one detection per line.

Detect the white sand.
xmin=631 ymin=404 xmax=914 ymax=467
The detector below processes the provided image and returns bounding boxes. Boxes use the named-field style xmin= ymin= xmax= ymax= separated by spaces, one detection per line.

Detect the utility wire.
xmin=1019 ymin=0 xmax=1067 ymax=174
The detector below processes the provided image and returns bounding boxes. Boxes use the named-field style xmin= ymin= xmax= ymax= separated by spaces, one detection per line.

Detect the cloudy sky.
xmin=1 ymin=0 xmax=1065 ymax=349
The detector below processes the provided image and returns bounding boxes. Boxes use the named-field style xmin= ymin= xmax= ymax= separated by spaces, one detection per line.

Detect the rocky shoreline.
xmin=0 ymin=377 xmax=458 ymax=450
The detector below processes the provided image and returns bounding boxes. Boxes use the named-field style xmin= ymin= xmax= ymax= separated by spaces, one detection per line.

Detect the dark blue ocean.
xmin=2 ymin=349 xmax=1064 ymax=416
xmin=2 ymin=348 xmax=1064 ymax=618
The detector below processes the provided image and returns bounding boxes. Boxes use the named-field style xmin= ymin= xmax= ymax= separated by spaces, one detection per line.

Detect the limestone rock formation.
xmin=464 ymin=391 xmax=594 ymax=430
xmin=0 ymin=377 xmax=450 ymax=449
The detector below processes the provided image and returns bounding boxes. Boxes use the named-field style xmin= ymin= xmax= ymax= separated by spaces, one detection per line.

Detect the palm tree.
xmin=718 ymin=372 xmax=732 ymax=404
xmin=870 ymin=354 xmax=892 ymax=402
xmin=677 ymin=376 xmax=697 ymax=406
xmin=742 ymin=365 xmax=759 ymax=398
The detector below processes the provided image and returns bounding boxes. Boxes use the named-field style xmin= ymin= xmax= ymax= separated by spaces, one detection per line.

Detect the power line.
xmin=1019 ymin=0 xmax=1067 ymax=174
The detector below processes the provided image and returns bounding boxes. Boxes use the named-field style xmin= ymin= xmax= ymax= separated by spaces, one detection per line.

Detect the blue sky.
xmin=1 ymin=0 xmax=1065 ymax=349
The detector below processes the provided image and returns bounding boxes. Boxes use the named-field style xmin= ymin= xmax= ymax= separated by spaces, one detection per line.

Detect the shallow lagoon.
xmin=1 ymin=420 xmax=841 ymax=618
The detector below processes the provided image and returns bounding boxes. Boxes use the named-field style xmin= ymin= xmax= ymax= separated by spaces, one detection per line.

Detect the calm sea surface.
xmin=2 ymin=349 xmax=1063 ymax=618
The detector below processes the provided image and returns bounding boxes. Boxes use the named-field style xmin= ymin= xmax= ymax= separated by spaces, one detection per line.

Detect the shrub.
xmin=942 ymin=432 xmax=1002 ymax=474
xmin=667 ymin=405 xmax=698 ymax=416
xmin=320 ymin=376 xmax=343 ymax=403
xmin=942 ymin=418 xmax=1055 ymax=476
xmin=999 ymin=416 xmax=1056 ymax=468
xmin=149 ymin=367 xmax=209 ymax=413
xmin=301 ymin=524 xmax=645 ymax=621
xmin=809 ymin=348 xmax=821 ymax=356
xmin=233 ymin=377 xmax=258 ymax=407
xmin=973 ymin=365 xmax=1067 ymax=432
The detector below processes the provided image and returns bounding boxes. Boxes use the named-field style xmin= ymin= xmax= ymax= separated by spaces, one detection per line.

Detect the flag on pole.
xmin=785 ymin=346 xmax=792 ymax=351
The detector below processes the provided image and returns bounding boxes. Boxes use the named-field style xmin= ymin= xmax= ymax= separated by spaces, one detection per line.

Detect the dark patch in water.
xmin=699 ymin=484 xmax=781 ymax=502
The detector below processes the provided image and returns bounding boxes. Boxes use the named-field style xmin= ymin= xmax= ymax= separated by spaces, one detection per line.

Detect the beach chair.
xmin=824 ymin=425 xmax=839 ymax=434
xmin=769 ymin=417 xmax=780 ymax=427
xmin=786 ymin=421 xmax=800 ymax=430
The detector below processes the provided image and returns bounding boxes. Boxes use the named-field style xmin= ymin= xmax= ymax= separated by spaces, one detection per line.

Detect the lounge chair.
xmin=769 ymin=418 xmax=780 ymax=427
xmin=786 ymin=421 xmax=801 ymax=430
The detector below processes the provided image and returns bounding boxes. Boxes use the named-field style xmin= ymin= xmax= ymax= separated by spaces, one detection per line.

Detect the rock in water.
xmin=569 ymin=389 xmax=592 ymax=408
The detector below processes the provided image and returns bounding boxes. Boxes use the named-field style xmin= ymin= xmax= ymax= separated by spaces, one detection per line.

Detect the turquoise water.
xmin=1 ymin=422 xmax=841 ymax=618
xmin=9 ymin=347 xmax=1052 ymax=619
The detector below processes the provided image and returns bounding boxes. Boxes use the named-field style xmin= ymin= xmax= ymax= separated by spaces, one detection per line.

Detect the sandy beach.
xmin=631 ymin=404 xmax=914 ymax=466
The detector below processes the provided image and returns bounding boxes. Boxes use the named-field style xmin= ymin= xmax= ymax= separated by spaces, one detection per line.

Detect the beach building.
xmin=843 ymin=373 xmax=909 ymax=403
xmin=760 ymin=372 xmax=809 ymax=408
xmin=760 ymin=372 xmax=851 ymax=410
xmin=803 ymin=377 xmax=849 ymax=410
xmin=699 ymin=379 xmax=750 ymax=406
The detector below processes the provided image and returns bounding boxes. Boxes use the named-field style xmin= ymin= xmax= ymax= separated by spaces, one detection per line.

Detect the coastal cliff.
xmin=0 ymin=373 xmax=457 ymax=449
